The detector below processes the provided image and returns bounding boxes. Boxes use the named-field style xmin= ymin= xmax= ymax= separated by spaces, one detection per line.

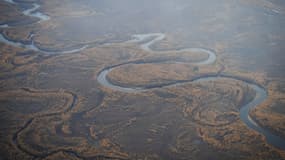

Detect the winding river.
xmin=0 ymin=2 xmax=113 ymax=159
xmin=1 ymin=0 xmax=285 ymax=153
xmin=2 ymin=0 xmax=50 ymax=28
xmin=0 ymin=0 xmax=89 ymax=54
xmin=0 ymin=33 xmax=89 ymax=54
xmin=97 ymin=33 xmax=285 ymax=150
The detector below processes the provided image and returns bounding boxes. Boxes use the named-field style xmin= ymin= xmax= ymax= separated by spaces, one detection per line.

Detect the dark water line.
xmin=11 ymin=88 xmax=79 ymax=158
xmin=11 ymin=88 xmax=128 ymax=159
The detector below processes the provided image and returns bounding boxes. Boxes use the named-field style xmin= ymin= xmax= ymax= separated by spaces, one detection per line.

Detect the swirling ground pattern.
xmin=0 ymin=1 xmax=128 ymax=159
xmin=0 ymin=0 xmax=284 ymax=159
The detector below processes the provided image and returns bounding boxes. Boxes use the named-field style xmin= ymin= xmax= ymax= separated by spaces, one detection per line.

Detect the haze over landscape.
xmin=0 ymin=0 xmax=285 ymax=159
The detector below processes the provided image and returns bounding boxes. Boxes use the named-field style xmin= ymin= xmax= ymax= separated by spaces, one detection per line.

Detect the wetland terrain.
xmin=0 ymin=0 xmax=285 ymax=159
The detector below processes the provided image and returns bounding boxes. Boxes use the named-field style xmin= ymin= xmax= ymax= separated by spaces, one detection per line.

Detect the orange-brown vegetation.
xmin=107 ymin=51 xmax=220 ymax=88
xmin=251 ymin=81 xmax=285 ymax=138
xmin=1 ymin=0 xmax=285 ymax=159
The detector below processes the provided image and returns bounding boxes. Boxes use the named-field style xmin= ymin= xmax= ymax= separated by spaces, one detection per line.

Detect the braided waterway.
xmin=0 ymin=1 xmax=128 ymax=159
xmin=0 ymin=0 xmax=89 ymax=54
xmin=1 ymin=0 xmax=49 ymax=27
xmin=1 ymin=0 xmax=284 ymax=155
